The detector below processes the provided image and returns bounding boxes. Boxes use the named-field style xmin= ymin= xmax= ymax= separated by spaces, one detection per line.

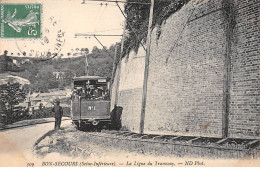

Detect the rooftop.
xmin=72 ymin=76 xmax=109 ymax=81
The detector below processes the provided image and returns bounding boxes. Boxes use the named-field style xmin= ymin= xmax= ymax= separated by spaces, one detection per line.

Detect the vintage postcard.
xmin=0 ymin=0 xmax=259 ymax=167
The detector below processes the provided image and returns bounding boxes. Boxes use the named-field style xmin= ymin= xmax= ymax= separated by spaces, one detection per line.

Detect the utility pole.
xmin=85 ymin=52 xmax=89 ymax=76
xmin=139 ymin=0 xmax=154 ymax=134
xmin=111 ymin=44 xmax=118 ymax=81
xmin=114 ymin=21 xmax=126 ymax=108
xmin=110 ymin=43 xmax=118 ymax=98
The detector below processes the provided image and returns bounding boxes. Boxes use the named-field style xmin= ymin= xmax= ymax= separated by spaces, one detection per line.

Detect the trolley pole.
xmin=139 ymin=0 xmax=154 ymax=134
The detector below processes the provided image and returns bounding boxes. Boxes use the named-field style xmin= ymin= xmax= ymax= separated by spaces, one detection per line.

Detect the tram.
xmin=70 ymin=76 xmax=111 ymax=130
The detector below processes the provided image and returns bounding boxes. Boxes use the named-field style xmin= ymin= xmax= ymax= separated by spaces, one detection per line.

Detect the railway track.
xmin=83 ymin=129 xmax=260 ymax=159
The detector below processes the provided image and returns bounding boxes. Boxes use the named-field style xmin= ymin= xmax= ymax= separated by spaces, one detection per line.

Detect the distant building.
xmin=19 ymin=58 xmax=30 ymax=64
xmin=28 ymin=90 xmax=70 ymax=109
xmin=0 ymin=73 xmax=30 ymax=85
xmin=0 ymin=52 xmax=26 ymax=73
xmin=53 ymin=71 xmax=65 ymax=80
xmin=12 ymin=59 xmax=18 ymax=65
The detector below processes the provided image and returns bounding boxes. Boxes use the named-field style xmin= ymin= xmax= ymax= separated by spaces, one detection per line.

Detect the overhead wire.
xmin=93 ymin=5 xmax=107 ymax=32
xmin=85 ymin=28 xmax=123 ymax=34
xmin=86 ymin=0 xmax=151 ymax=5
xmin=81 ymin=0 xmax=148 ymax=68
xmin=82 ymin=2 xmax=117 ymax=6
xmin=90 ymin=4 xmax=103 ymax=32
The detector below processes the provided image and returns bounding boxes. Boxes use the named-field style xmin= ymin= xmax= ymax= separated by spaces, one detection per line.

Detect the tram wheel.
xmin=74 ymin=122 xmax=83 ymax=131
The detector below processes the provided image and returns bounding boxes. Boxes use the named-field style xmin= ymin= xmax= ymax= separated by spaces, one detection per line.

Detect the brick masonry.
xmin=111 ymin=47 xmax=146 ymax=133
xmin=228 ymin=0 xmax=260 ymax=139
xmin=110 ymin=0 xmax=260 ymax=139
xmin=144 ymin=0 xmax=225 ymax=137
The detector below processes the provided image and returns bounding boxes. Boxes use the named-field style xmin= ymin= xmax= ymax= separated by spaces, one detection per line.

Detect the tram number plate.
xmin=88 ymin=106 xmax=96 ymax=111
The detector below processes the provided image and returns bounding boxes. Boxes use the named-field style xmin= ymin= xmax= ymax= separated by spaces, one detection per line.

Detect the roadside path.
xmin=0 ymin=117 xmax=71 ymax=131
xmin=0 ymin=118 xmax=71 ymax=166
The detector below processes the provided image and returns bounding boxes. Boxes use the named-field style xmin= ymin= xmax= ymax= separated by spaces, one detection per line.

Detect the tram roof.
xmin=72 ymin=76 xmax=109 ymax=81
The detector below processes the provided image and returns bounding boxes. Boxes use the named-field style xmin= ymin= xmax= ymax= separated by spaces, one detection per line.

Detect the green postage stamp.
xmin=0 ymin=4 xmax=41 ymax=38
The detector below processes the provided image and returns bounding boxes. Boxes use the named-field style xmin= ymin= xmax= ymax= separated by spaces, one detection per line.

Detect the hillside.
xmin=13 ymin=43 xmax=121 ymax=92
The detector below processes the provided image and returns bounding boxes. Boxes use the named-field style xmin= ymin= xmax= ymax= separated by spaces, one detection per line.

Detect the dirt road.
xmin=0 ymin=118 xmax=71 ymax=166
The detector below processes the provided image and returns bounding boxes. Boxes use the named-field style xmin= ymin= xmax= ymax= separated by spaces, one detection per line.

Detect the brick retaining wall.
xmin=110 ymin=0 xmax=260 ymax=139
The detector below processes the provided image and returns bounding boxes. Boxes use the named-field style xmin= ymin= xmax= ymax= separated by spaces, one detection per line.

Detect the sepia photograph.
xmin=0 ymin=0 xmax=259 ymax=167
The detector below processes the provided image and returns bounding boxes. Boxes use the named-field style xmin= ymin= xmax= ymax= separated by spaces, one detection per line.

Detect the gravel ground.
xmin=33 ymin=123 xmax=260 ymax=167
xmin=34 ymin=124 xmax=151 ymax=159
xmin=33 ymin=123 xmax=185 ymax=165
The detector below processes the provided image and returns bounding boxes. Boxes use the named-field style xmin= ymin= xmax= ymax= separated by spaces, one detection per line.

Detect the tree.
xmin=91 ymin=46 xmax=100 ymax=54
xmin=47 ymin=51 xmax=52 ymax=58
xmin=123 ymin=0 xmax=188 ymax=54
xmin=81 ymin=48 xmax=89 ymax=56
xmin=84 ymin=48 xmax=89 ymax=54
xmin=0 ymin=83 xmax=26 ymax=124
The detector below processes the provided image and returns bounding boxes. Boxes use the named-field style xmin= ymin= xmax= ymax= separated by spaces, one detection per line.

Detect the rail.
xmin=84 ymin=130 xmax=259 ymax=151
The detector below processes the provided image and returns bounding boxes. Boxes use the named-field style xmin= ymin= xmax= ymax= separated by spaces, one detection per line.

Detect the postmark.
xmin=1 ymin=3 xmax=66 ymax=60
xmin=15 ymin=15 xmax=66 ymax=60
xmin=0 ymin=3 xmax=41 ymax=38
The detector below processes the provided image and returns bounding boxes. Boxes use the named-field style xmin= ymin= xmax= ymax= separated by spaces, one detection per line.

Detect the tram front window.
xmin=72 ymin=79 xmax=110 ymax=100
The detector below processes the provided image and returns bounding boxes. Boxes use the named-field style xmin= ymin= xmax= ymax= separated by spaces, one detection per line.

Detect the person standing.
xmin=52 ymin=98 xmax=63 ymax=130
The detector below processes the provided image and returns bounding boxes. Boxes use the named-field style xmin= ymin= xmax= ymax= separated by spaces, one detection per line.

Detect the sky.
xmin=0 ymin=0 xmax=125 ymax=58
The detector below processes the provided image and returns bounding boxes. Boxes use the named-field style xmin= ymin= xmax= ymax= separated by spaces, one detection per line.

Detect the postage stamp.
xmin=0 ymin=4 xmax=41 ymax=38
